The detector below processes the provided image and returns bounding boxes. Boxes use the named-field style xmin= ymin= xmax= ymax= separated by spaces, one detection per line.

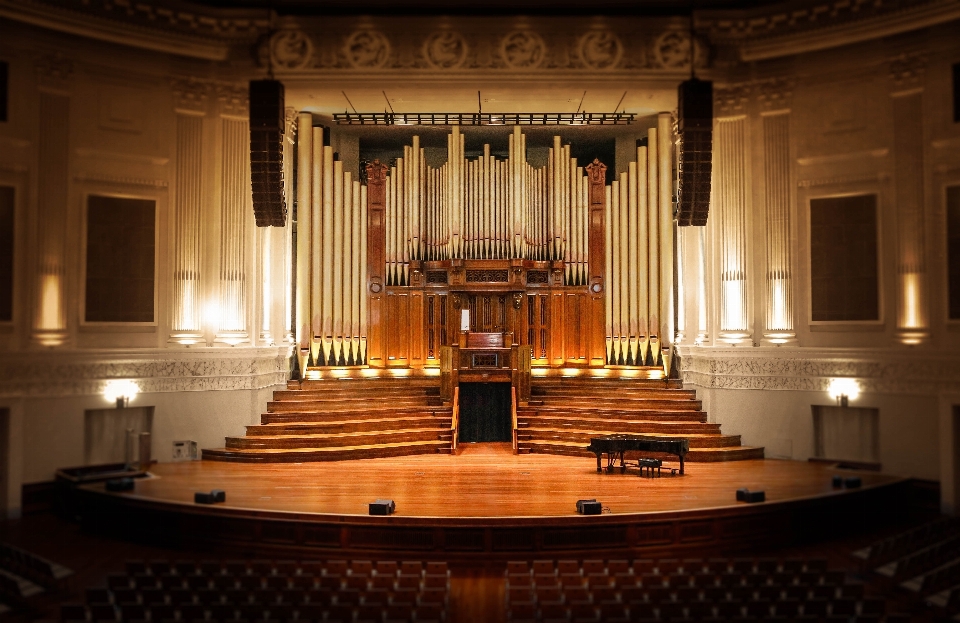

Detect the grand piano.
xmin=587 ymin=435 xmax=690 ymax=475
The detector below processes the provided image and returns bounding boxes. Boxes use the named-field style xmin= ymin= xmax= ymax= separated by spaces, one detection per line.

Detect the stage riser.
xmin=519 ymin=419 xmax=720 ymax=435
xmin=532 ymin=378 xmax=683 ymax=388
xmin=293 ymin=379 xmax=441 ymax=390
xmin=273 ymin=390 xmax=440 ymax=400
xmin=261 ymin=409 xmax=452 ymax=424
xmin=203 ymin=441 xmax=451 ymax=462
xmin=522 ymin=431 xmax=741 ymax=449
xmin=518 ymin=409 xmax=707 ymax=423
xmin=246 ymin=418 xmax=452 ymax=436
xmin=527 ymin=400 xmax=703 ymax=410
xmin=76 ymin=480 xmax=911 ymax=562
xmin=530 ymin=389 xmax=697 ymax=399
xmin=266 ymin=399 xmax=442 ymax=412
xmin=226 ymin=430 xmax=452 ymax=450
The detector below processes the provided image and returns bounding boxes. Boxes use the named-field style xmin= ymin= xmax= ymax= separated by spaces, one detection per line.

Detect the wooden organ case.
xmin=295 ymin=120 xmax=676 ymax=378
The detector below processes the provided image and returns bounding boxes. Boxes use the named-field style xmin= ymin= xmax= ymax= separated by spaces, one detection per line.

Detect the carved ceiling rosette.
xmin=578 ymin=30 xmax=623 ymax=70
xmin=423 ymin=30 xmax=468 ymax=70
xmin=500 ymin=30 xmax=546 ymax=70
xmin=344 ymin=29 xmax=392 ymax=69
xmin=269 ymin=29 xmax=314 ymax=71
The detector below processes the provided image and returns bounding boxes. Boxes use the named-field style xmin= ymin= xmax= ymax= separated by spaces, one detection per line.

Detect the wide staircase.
xmin=203 ymin=377 xmax=453 ymax=462
xmin=516 ymin=376 xmax=764 ymax=462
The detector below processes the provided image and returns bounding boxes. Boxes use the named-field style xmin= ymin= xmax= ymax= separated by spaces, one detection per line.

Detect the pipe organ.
xmin=295 ymin=121 xmax=675 ymax=373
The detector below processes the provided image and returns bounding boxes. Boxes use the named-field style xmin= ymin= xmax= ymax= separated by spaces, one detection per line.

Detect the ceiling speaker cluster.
xmin=249 ymin=79 xmax=287 ymax=228
xmin=676 ymin=78 xmax=712 ymax=227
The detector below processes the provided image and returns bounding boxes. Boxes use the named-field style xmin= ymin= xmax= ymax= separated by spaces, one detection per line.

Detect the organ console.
xmin=294 ymin=119 xmax=676 ymax=374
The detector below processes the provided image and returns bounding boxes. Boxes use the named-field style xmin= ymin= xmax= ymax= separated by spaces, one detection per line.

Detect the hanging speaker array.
xmin=249 ymin=79 xmax=287 ymax=227
xmin=676 ymin=78 xmax=713 ymax=227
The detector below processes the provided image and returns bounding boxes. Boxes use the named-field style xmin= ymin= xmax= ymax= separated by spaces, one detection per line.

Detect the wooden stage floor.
xmin=100 ymin=443 xmax=901 ymax=518
xmin=77 ymin=443 xmax=909 ymax=559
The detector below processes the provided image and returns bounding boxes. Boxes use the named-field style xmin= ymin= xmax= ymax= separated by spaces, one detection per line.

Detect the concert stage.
xmin=74 ymin=444 xmax=908 ymax=562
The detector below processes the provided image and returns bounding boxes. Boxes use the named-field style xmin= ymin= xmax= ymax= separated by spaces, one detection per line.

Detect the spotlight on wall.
xmin=827 ymin=378 xmax=860 ymax=407
xmin=104 ymin=379 xmax=139 ymax=408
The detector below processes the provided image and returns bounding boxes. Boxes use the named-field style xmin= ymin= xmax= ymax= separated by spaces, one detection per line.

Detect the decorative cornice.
xmin=714 ymin=83 xmax=750 ymax=117
xmin=677 ymin=346 xmax=960 ymax=395
xmin=888 ymin=50 xmax=927 ymax=90
xmin=0 ymin=347 xmax=292 ymax=398
xmin=699 ymin=0 xmax=960 ymax=62
xmin=797 ymin=172 xmax=889 ymax=189
xmin=0 ymin=0 xmax=266 ymax=61
xmin=171 ymin=78 xmax=209 ymax=115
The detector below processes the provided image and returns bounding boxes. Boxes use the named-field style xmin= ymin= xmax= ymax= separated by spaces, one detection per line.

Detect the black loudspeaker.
xmin=676 ymin=78 xmax=713 ymax=227
xmin=369 ymin=499 xmax=396 ymax=515
xmin=576 ymin=499 xmax=602 ymax=515
xmin=249 ymin=80 xmax=287 ymax=228
xmin=832 ymin=475 xmax=843 ymax=488
xmin=105 ymin=478 xmax=135 ymax=492
xmin=844 ymin=477 xmax=862 ymax=489
xmin=194 ymin=490 xmax=226 ymax=504
xmin=736 ymin=488 xmax=765 ymax=503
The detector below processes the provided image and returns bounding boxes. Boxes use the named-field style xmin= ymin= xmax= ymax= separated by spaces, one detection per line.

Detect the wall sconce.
xmin=827 ymin=378 xmax=860 ymax=408
xmin=104 ymin=379 xmax=139 ymax=408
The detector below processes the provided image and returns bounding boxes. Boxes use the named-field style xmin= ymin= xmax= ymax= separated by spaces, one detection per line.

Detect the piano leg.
xmin=619 ymin=451 xmax=626 ymax=474
xmin=679 ymin=455 xmax=685 ymax=475
xmin=595 ymin=452 xmax=602 ymax=473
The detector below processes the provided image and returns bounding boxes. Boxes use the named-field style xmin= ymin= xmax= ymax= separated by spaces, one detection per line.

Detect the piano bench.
xmin=638 ymin=458 xmax=663 ymax=477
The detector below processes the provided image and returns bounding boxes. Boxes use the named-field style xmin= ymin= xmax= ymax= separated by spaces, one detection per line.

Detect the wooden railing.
xmin=450 ymin=386 xmax=460 ymax=452
xmin=511 ymin=385 xmax=518 ymax=454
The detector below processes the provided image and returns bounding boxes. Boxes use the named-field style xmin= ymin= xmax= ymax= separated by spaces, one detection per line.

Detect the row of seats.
xmin=507 ymin=570 xmax=849 ymax=591
xmin=507 ymin=584 xmax=870 ymax=605
xmin=506 ymin=558 xmax=828 ymax=578
xmin=124 ymin=560 xmax=448 ymax=579
xmin=853 ymin=516 xmax=960 ymax=566
xmin=60 ymin=559 xmax=450 ymax=623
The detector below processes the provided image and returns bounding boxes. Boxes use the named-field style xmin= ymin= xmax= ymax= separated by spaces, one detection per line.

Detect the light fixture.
xmin=827 ymin=378 xmax=860 ymax=407
xmin=332 ymin=112 xmax=635 ymax=126
xmin=104 ymin=380 xmax=139 ymax=408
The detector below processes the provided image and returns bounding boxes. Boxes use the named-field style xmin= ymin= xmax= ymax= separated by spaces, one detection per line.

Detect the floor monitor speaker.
xmin=676 ymin=78 xmax=712 ymax=227
xmin=576 ymin=499 xmax=602 ymax=515
xmin=369 ymin=499 xmax=396 ymax=515
xmin=249 ymin=79 xmax=287 ymax=227
xmin=195 ymin=489 xmax=226 ymax=504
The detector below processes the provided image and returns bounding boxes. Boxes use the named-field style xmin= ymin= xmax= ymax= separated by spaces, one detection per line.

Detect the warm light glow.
xmin=900 ymin=272 xmax=925 ymax=330
xmin=423 ymin=368 xmax=441 ymax=377
xmin=561 ymin=368 xmax=583 ymax=377
xmin=770 ymin=279 xmax=789 ymax=331
xmin=827 ymin=378 xmax=860 ymax=402
xmin=721 ymin=279 xmax=747 ymax=334
xmin=306 ymin=369 xmax=322 ymax=380
xmin=648 ymin=369 xmax=665 ymax=380
xmin=39 ymin=274 xmax=61 ymax=330
xmin=204 ymin=302 xmax=221 ymax=332
xmin=361 ymin=368 xmax=382 ymax=377
xmin=330 ymin=368 xmax=351 ymax=378
xmin=389 ymin=368 xmax=412 ymax=377
xmin=104 ymin=380 xmax=140 ymax=404
xmin=531 ymin=368 xmax=548 ymax=377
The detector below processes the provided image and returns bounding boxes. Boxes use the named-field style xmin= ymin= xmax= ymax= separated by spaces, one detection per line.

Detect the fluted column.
xmin=714 ymin=117 xmax=750 ymax=344
xmin=890 ymin=55 xmax=928 ymax=344
xmin=32 ymin=90 xmax=70 ymax=346
xmin=169 ymin=82 xmax=208 ymax=345
xmin=761 ymin=111 xmax=795 ymax=344
xmin=215 ymin=114 xmax=251 ymax=345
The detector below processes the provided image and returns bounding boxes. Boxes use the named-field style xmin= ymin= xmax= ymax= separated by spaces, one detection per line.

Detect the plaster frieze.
xmin=677 ymin=346 xmax=960 ymax=395
xmin=0 ymin=347 xmax=293 ymax=398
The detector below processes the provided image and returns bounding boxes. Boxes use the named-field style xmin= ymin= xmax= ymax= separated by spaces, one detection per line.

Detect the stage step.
xmin=261 ymin=407 xmax=451 ymax=425
xmin=521 ymin=439 xmax=766 ymax=462
xmin=521 ymin=428 xmax=743 ymax=448
xmin=517 ymin=417 xmax=722 ymax=435
xmin=226 ymin=427 xmax=452 ymax=450
xmin=247 ymin=416 xmax=451 ymax=436
xmin=203 ymin=439 xmax=452 ymax=463
xmin=267 ymin=398 xmax=441 ymax=412
xmin=518 ymin=407 xmax=707 ymax=423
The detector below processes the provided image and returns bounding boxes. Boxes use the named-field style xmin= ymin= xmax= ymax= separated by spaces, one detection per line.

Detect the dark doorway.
xmin=458 ymin=383 xmax=511 ymax=443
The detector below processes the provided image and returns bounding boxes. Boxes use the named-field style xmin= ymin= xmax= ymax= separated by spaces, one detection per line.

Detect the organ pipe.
xmin=293 ymin=124 xmax=674 ymax=369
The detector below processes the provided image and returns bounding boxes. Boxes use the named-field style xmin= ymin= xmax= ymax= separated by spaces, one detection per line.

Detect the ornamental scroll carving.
xmin=270 ymin=29 xmax=313 ymax=70
xmin=345 ymin=30 xmax=391 ymax=69
xmin=365 ymin=160 xmax=389 ymax=187
xmin=652 ymin=31 xmax=703 ymax=69
xmin=586 ymin=159 xmax=607 ymax=185
xmin=423 ymin=31 xmax=468 ymax=70
xmin=500 ymin=31 xmax=546 ymax=69
xmin=578 ymin=31 xmax=622 ymax=70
